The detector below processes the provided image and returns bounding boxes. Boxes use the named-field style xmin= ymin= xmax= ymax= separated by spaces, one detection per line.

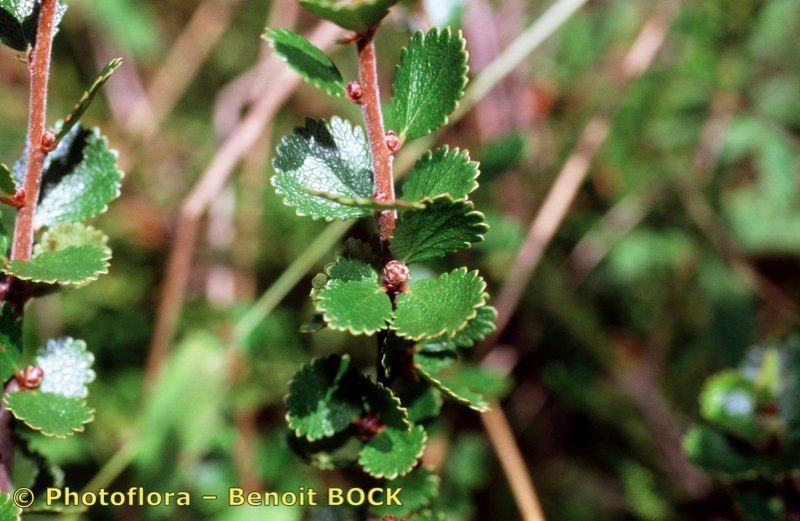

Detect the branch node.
xmin=39 ymin=130 xmax=56 ymax=154
xmin=14 ymin=366 xmax=43 ymax=390
xmin=385 ymin=130 xmax=400 ymax=154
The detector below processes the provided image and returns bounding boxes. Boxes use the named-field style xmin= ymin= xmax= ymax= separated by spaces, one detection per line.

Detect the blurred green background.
xmin=2 ymin=0 xmax=800 ymax=519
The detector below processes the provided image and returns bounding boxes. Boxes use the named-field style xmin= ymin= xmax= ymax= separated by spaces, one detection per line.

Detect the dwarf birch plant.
xmin=267 ymin=1 xmax=504 ymax=517
xmin=0 ymin=0 xmax=123 ymax=513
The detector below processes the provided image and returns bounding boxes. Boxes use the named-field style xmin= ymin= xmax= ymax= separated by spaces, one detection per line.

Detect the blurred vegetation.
xmin=1 ymin=0 xmax=799 ymax=519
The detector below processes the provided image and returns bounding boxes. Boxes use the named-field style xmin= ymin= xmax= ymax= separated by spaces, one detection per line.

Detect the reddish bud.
xmin=385 ymin=131 xmax=400 ymax=154
xmin=382 ymin=260 xmax=410 ymax=293
xmin=15 ymin=366 xmax=43 ymax=390
xmin=346 ymin=81 xmax=363 ymax=103
xmin=354 ymin=413 xmax=385 ymax=441
xmin=39 ymin=131 xmax=56 ymax=153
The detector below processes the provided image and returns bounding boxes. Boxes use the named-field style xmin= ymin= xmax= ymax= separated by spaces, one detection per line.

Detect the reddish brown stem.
xmin=11 ymin=0 xmax=59 ymax=261
xmin=356 ymin=31 xmax=396 ymax=243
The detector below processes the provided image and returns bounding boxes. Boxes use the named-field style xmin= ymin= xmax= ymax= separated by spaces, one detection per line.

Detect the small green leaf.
xmin=288 ymin=430 xmax=363 ymax=470
xmin=35 ymin=129 xmax=124 ymax=228
xmin=5 ymin=245 xmax=111 ymax=285
xmin=316 ymin=278 xmax=392 ymax=335
xmin=265 ymin=28 xmax=344 ymax=97
xmin=0 ymin=164 xmax=16 ymax=197
xmin=272 ymin=117 xmax=374 ymax=221
xmin=57 ymin=58 xmax=123 ymax=142
xmin=0 ymin=303 xmax=21 ymax=383
xmin=35 ymin=337 xmax=95 ymax=399
xmin=392 ymin=268 xmax=487 ymax=340
xmin=414 ymin=350 xmax=492 ymax=412
xmin=34 ymin=223 xmax=109 ymax=256
xmin=398 ymin=381 xmax=442 ymax=423
xmin=358 ymin=424 xmax=426 ymax=479
xmin=389 ymin=28 xmax=469 ymax=140
xmin=700 ymin=370 xmax=766 ymax=441
xmin=285 ymin=355 xmax=363 ymax=441
xmin=299 ymin=0 xmax=399 ymax=32
xmin=4 ymin=391 xmax=94 ymax=438
xmin=452 ymin=305 xmax=496 ymax=348
xmin=0 ymin=493 xmax=21 ymax=521
xmin=401 ymin=147 xmax=479 ymax=202
xmin=361 ymin=376 xmax=410 ymax=431
xmin=300 ymin=313 xmax=326 ymax=333
xmin=391 ymin=197 xmax=488 ymax=264
xmin=373 ymin=467 xmax=439 ymax=517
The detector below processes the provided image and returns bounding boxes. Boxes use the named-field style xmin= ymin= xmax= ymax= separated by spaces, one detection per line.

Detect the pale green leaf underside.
xmin=35 ymin=129 xmax=124 ymax=228
xmin=358 ymin=424 xmax=426 ymax=479
xmin=391 ymin=197 xmax=488 ymax=264
xmin=35 ymin=337 xmax=95 ymax=399
xmin=390 ymin=28 xmax=469 ymax=140
xmin=272 ymin=117 xmax=374 ymax=221
xmin=0 ymin=164 xmax=16 ymax=196
xmin=392 ymin=268 xmax=487 ymax=340
xmin=0 ymin=493 xmax=21 ymax=521
xmin=4 ymin=391 xmax=94 ymax=438
xmin=316 ymin=279 xmax=392 ymax=335
xmin=5 ymin=245 xmax=111 ymax=285
xmin=266 ymin=28 xmax=344 ymax=97
xmin=414 ymin=351 xmax=489 ymax=412
xmin=372 ymin=467 xmax=439 ymax=518
xmin=401 ymin=147 xmax=479 ymax=202
xmin=57 ymin=58 xmax=123 ymax=142
xmin=285 ymin=355 xmax=363 ymax=441
xmin=299 ymin=0 xmax=399 ymax=32
xmin=34 ymin=222 xmax=109 ymax=256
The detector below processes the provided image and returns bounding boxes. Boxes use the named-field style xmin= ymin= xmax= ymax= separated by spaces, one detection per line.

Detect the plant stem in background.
xmin=356 ymin=31 xmax=396 ymax=244
xmin=12 ymin=0 xmax=58 ymax=261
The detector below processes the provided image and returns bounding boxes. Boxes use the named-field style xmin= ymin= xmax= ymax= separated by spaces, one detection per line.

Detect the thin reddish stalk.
xmin=12 ymin=0 xmax=59 ymax=261
xmin=356 ymin=32 xmax=396 ymax=243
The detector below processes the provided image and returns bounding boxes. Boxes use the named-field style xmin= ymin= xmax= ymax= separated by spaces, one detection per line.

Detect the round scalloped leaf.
xmin=272 ymin=117 xmax=374 ymax=221
xmin=389 ymin=28 xmax=469 ymax=140
xmin=316 ymin=279 xmax=392 ymax=335
xmin=265 ymin=28 xmax=344 ymax=97
xmin=392 ymin=268 xmax=487 ymax=341
xmin=34 ymin=223 xmax=109 ymax=256
xmin=35 ymin=129 xmax=124 ymax=228
xmin=35 ymin=337 xmax=95 ymax=399
xmin=401 ymin=147 xmax=479 ymax=202
xmin=414 ymin=351 xmax=490 ymax=412
xmin=452 ymin=305 xmax=497 ymax=348
xmin=5 ymin=245 xmax=111 ymax=285
xmin=299 ymin=0 xmax=399 ymax=32
xmin=4 ymin=391 xmax=93 ymax=438
xmin=285 ymin=355 xmax=363 ymax=441
xmin=372 ymin=467 xmax=439 ymax=518
xmin=358 ymin=424 xmax=426 ymax=479
xmin=391 ymin=197 xmax=488 ymax=264
xmin=700 ymin=370 xmax=767 ymax=441
xmin=288 ymin=430 xmax=363 ymax=470
xmin=361 ymin=376 xmax=410 ymax=431
xmin=0 ymin=493 xmax=20 ymax=521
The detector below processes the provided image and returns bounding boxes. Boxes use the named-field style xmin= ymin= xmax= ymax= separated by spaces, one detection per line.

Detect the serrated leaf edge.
xmin=315 ymin=279 xmax=392 ymax=336
xmin=402 ymin=146 xmax=480 ymax=202
xmin=363 ymin=377 xmax=412 ymax=431
xmin=414 ymin=360 xmax=489 ymax=413
xmin=3 ymin=392 xmax=95 ymax=439
xmin=299 ymin=0 xmax=398 ymax=31
xmin=5 ymin=246 xmax=112 ymax=285
xmin=264 ymin=27 xmax=344 ymax=97
xmin=358 ymin=425 xmax=427 ymax=479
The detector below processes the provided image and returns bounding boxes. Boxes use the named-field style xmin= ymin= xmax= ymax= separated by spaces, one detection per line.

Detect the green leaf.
xmin=288 ymin=430 xmax=363 ymax=470
xmin=358 ymin=424 xmax=426 ymax=479
xmin=57 ymin=58 xmax=123 ymax=142
xmin=373 ymin=467 xmax=439 ymax=517
xmin=0 ymin=303 xmax=22 ymax=383
xmin=699 ymin=370 xmax=766 ymax=441
xmin=272 ymin=117 xmax=374 ymax=221
xmin=401 ymin=147 xmax=479 ymax=202
xmin=0 ymin=0 xmax=66 ymax=52
xmin=35 ymin=337 xmax=95 ymax=399
xmin=451 ymin=305 xmax=497 ymax=348
xmin=265 ymin=28 xmax=344 ymax=97
xmin=389 ymin=28 xmax=469 ymax=140
xmin=34 ymin=223 xmax=109 ymax=256
xmin=414 ymin=350 xmax=492 ymax=412
xmin=309 ymin=190 xmax=424 ymax=210
xmin=391 ymin=197 xmax=488 ymax=264
xmin=392 ymin=268 xmax=487 ymax=340
xmin=5 ymin=245 xmax=111 ymax=285
xmin=35 ymin=129 xmax=124 ymax=228
xmin=398 ymin=381 xmax=442 ymax=423
xmin=4 ymin=391 xmax=93 ymax=438
xmin=299 ymin=0 xmax=399 ymax=32
xmin=0 ymin=494 xmax=21 ymax=521
xmin=316 ymin=278 xmax=392 ymax=335
xmin=0 ymin=164 xmax=16 ymax=197
xmin=682 ymin=425 xmax=758 ymax=480
xmin=361 ymin=376 xmax=410 ymax=431
xmin=285 ymin=355 xmax=363 ymax=441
